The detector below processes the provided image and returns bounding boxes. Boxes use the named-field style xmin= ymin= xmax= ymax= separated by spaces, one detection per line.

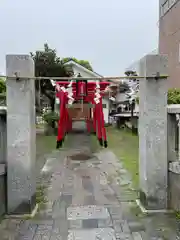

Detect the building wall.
xmin=72 ymin=66 xmax=96 ymax=79
xmin=102 ymin=98 xmax=109 ymax=124
xmin=159 ymin=0 xmax=180 ymax=88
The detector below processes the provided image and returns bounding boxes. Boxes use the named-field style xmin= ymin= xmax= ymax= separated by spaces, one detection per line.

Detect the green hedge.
xmin=168 ymin=88 xmax=180 ymax=104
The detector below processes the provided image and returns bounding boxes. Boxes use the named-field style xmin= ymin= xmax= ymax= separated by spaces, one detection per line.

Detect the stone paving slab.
xmin=67 ymin=205 xmax=110 ymax=220
xmin=68 ymin=228 xmax=116 ymax=240
xmin=0 ymin=133 xmax=180 ymax=240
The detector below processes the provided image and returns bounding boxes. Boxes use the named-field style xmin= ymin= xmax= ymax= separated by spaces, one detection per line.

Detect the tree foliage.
xmin=62 ymin=57 xmax=93 ymax=71
xmin=30 ymin=43 xmax=72 ymax=112
xmin=43 ymin=111 xmax=59 ymax=125
xmin=0 ymin=78 xmax=6 ymax=106
xmin=31 ymin=44 xmax=94 ymax=114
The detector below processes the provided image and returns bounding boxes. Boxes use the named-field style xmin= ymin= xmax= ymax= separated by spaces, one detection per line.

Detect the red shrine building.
xmin=53 ymin=60 xmax=117 ymax=149
xmin=55 ymin=78 xmax=110 ymax=148
xmin=58 ymin=60 xmax=110 ymax=123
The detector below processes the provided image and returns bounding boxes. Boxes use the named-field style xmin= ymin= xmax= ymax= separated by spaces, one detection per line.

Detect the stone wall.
xmin=167 ymin=105 xmax=180 ymax=211
xmin=169 ymin=172 xmax=180 ymax=210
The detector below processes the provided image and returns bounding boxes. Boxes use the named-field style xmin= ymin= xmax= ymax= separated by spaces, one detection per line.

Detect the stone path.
xmin=0 ymin=133 xmax=180 ymax=239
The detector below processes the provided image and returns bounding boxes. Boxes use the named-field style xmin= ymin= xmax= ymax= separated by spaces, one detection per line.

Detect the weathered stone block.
xmin=139 ymin=54 xmax=168 ymax=210
xmin=68 ymin=228 xmax=116 ymax=240
xmin=6 ymin=54 xmax=36 ymax=214
xmin=169 ymin=172 xmax=180 ymax=211
xmin=67 ymin=205 xmax=110 ymax=221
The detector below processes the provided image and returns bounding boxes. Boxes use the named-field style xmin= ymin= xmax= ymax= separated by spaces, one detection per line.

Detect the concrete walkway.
xmin=0 ymin=133 xmax=179 ymax=239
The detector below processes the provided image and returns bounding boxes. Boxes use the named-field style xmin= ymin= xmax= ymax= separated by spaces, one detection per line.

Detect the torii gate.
xmin=55 ymin=79 xmax=110 ymax=149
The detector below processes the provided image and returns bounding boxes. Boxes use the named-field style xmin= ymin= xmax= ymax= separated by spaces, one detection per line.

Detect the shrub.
xmin=43 ymin=111 xmax=59 ymax=125
xmin=168 ymin=88 xmax=180 ymax=104
xmin=0 ymin=78 xmax=6 ymax=93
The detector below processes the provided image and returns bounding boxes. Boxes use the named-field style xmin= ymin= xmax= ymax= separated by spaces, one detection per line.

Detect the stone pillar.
xmin=6 ymin=55 xmax=36 ymax=214
xmin=139 ymin=54 xmax=168 ymax=210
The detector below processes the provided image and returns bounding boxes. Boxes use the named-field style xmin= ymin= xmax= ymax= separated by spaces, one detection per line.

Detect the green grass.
xmin=36 ymin=134 xmax=56 ymax=161
xmin=35 ymin=134 xmax=56 ymax=213
xmin=91 ymin=134 xmax=101 ymax=153
xmin=107 ymin=126 xmax=139 ymax=188
xmin=36 ymin=184 xmax=47 ymax=205
xmin=175 ymin=211 xmax=180 ymax=219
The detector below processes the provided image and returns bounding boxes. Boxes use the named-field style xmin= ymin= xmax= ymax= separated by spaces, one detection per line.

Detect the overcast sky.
xmin=0 ymin=0 xmax=159 ymax=76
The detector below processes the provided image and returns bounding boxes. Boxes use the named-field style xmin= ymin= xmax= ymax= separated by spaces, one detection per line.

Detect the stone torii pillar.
xmin=6 ymin=55 xmax=36 ymax=214
xmin=138 ymin=54 xmax=168 ymax=210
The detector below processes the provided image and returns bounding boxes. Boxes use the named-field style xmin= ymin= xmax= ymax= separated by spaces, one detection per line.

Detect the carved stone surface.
xmin=67 ymin=205 xmax=110 ymax=220
xmin=6 ymin=54 xmax=36 ymax=214
xmin=68 ymin=228 xmax=116 ymax=240
xmin=139 ymin=54 xmax=168 ymax=210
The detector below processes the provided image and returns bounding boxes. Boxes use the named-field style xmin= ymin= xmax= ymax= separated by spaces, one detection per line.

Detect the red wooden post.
xmin=63 ymin=94 xmax=68 ymax=141
xmin=92 ymin=100 xmax=96 ymax=134
xmin=56 ymin=91 xmax=65 ymax=148
xmin=99 ymin=98 xmax=108 ymax=148
xmin=63 ymin=102 xmax=67 ymax=140
xmin=94 ymin=106 xmax=97 ymax=133
xmin=96 ymin=102 xmax=103 ymax=146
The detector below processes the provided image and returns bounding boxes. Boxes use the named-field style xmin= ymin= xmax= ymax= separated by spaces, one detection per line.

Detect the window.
xmin=162 ymin=0 xmax=169 ymax=15
xmin=169 ymin=0 xmax=176 ymax=8
xmin=161 ymin=0 xmax=177 ymax=16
